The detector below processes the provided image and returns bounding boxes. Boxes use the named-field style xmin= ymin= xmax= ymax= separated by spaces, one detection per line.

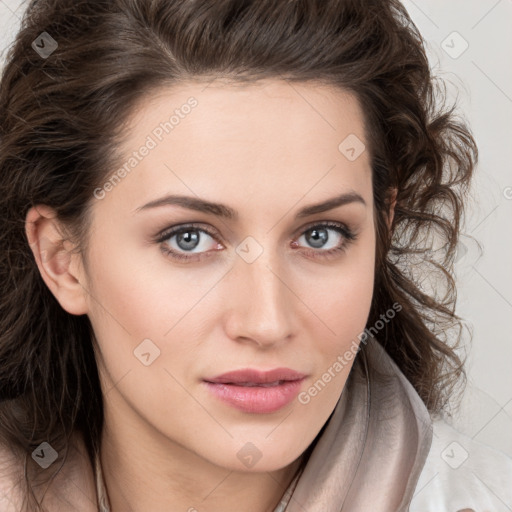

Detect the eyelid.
xmin=155 ymin=222 xmax=220 ymax=243
xmin=289 ymin=219 xmax=354 ymax=240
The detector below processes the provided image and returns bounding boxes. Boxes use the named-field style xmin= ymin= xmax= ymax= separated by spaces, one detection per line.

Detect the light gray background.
xmin=1 ymin=0 xmax=511 ymax=454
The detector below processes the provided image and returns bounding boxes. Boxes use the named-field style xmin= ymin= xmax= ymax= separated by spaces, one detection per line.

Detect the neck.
xmin=99 ymin=401 xmax=305 ymax=512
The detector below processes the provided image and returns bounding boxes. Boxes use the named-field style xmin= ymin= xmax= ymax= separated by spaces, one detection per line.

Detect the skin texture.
xmin=25 ymin=79 xmax=380 ymax=512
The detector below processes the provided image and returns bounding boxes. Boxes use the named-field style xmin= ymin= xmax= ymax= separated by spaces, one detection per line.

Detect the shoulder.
xmin=410 ymin=416 xmax=512 ymax=512
xmin=0 ymin=441 xmax=24 ymax=512
xmin=0 ymin=433 xmax=99 ymax=512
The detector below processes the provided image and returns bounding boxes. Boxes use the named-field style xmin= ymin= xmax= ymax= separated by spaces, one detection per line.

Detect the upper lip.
xmin=205 ymin=367 xmax=307 ymax=385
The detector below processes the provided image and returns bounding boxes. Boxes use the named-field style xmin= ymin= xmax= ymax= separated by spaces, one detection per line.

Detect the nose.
xmin=222 ymin=251 xmax=297 ymax=349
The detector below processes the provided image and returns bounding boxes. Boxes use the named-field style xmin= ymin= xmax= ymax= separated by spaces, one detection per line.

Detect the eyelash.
xmin=154 ymin=221 xmax=358 ymax=262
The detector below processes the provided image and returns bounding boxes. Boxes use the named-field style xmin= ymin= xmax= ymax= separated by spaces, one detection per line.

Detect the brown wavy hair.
xmin=0 ymin=0 xmax=477 ymax=509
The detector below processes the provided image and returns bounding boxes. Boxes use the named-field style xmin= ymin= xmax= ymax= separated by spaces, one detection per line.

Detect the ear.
xmin=387 ymin=187 xmax=397 ymax=230
xmin=25 ymin=204 xmax=89 ymax=315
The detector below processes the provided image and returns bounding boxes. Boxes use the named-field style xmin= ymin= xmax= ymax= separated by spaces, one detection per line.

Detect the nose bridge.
xmin=225 ymin=245 xmax=294 ymax=346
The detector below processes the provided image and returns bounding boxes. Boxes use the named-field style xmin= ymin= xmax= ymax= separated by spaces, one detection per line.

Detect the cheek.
xmin=85 ymin=230 xmax=206 ymax=334
xmin=294 ymin=242 xmax=375 ymax=421
xmin=83 ymin=234 xmax=227 ymax=378
xmin=300 ymin=230 xmax=376 ymax=350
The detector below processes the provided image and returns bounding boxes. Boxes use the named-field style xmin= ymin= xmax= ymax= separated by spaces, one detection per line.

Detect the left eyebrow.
xmin=133 ymin=191 xmax=366 ymax=219
xmin=295 ymin=191 xmax=366 ymax=218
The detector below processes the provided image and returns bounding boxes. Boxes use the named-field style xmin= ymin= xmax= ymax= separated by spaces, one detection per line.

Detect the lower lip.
xmin=203 ymin=379 xmax=305 ymax=414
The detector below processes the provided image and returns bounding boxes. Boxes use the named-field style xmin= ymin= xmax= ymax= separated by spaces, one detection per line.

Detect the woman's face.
xmin=75 ymin=79 xmax=375 ymax=472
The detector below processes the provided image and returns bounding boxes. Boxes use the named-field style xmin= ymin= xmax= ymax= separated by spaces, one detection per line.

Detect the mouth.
xmin=205 ymin=367 xmax=306 ymax=385
xmin=203 ymin=368 xmax=307 ymax=414
xmin=222 ymin=380 xmax=289 ymax=387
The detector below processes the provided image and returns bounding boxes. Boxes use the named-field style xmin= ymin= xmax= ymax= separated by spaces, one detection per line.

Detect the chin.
xmin=203 ymin=438 xmax=308 ymax=474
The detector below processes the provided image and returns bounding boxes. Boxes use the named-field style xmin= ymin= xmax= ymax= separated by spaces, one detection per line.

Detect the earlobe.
xmin=25 ymin=205 xmax=89 ymax=316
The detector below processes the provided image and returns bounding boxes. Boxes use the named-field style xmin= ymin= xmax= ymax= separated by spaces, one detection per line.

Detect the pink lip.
xmin=203 ymin=368 xmax=307 ymax=414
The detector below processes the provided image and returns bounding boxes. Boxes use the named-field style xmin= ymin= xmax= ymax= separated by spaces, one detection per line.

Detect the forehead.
xmin=99 ymin=79 xmax=372 ymax=217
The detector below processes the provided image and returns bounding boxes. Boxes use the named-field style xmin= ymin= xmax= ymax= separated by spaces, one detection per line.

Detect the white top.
xmin=410 ymin=417 xmax=512 ymax=511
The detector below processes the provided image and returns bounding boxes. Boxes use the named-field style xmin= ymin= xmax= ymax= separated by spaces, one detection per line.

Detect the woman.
xmin=0 ymin=0 xmax=510 ymax=511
